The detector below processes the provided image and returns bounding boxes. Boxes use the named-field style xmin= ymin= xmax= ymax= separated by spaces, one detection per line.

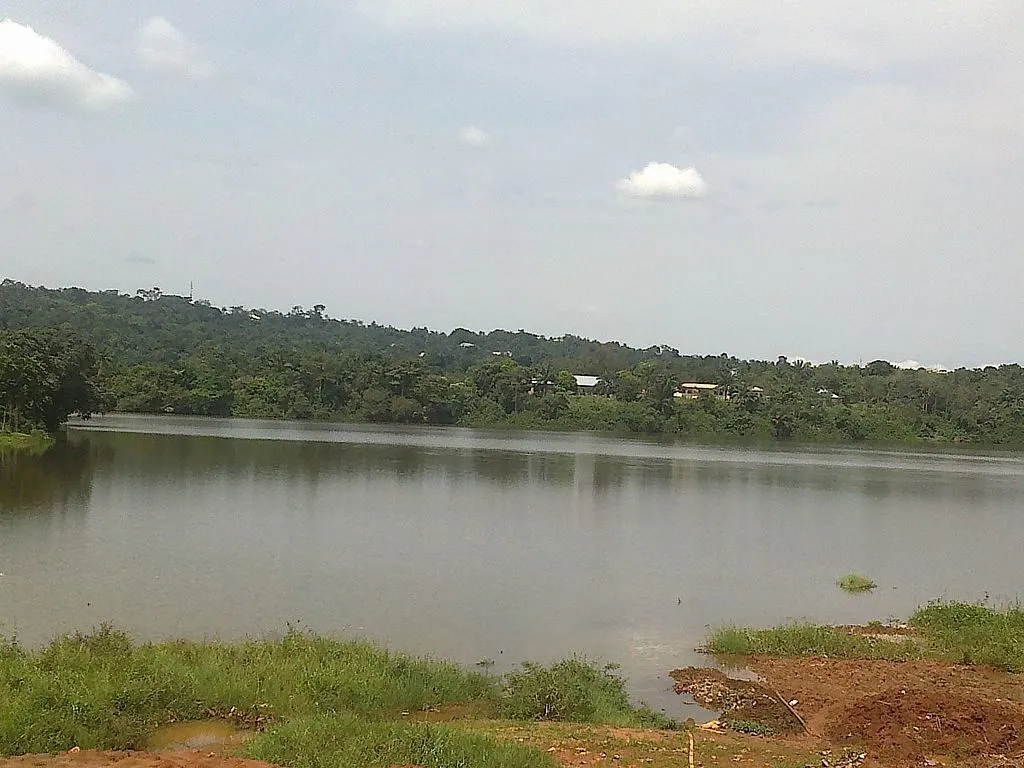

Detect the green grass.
xmin=0 ymin=626 xmax=670 ymax=765
xmin=500 ymin=658 xmax=676 ymax=729
xmin=836 ymin=573 xmax=877 ymax=593
xmin=706 ymin=601 xmax=1024 ymax=672
xmin=246 ymin=713 xmax=556 ymax=768
xmin=0 ymin=626 xmax=496 ymax=755
xmin=726 ymin=720 xmax=775 ymax=737
xmin=910 ymin=601 xmax=1024 ymax=671
xmin=0 ymin=430 xmax=53 ymax=454
xmin=705 ymin=624 xmax=923 ymax=661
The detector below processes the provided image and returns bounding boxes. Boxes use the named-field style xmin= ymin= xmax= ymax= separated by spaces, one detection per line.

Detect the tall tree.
xmin=0 ymin=330 xmax=105 ymax=432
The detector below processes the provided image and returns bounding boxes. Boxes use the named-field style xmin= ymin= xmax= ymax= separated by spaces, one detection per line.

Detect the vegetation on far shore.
xmin=4 ymin=280 xmax=1024 ymax=445
xmin=836 ymin=573 xmax=877 ymax=593
xmin=0 ymin=430 xmax=54 ymax=454
xmin=705 ymin=601 xmax=1024 ymax=672
xmin=0 ymin=626 xmax=669 ymax=766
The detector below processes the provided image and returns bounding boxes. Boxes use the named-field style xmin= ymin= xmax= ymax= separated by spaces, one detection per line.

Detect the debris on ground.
xmin=669 ymin=667 xmax=804 ymax=736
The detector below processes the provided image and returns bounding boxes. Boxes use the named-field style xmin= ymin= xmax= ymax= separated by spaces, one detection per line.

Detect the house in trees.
xmin=573 ymin=375 xmax=602 ymax=395
xmin=529 ymin=378 xmax=556 ymax=396
xmin=675 ymin=382 xmax=729 ymax=400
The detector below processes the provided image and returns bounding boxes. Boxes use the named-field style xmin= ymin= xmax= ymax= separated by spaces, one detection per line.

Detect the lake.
xmin=2 ymin=414 xmax=1024 ymax=717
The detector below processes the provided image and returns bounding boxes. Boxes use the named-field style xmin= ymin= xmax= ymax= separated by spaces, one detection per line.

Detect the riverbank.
xmin=0 ymin=431 xmax=53 ymax=453
xmin=0 ymin=628 xmax=670 ymax=768
xmin=3 ymin=604 xmax=1023 ymax=768
xmin=676 ymin=602 xmax=1024 ymax=766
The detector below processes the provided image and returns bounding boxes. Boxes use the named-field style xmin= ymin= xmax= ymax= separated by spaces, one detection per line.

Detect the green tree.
xmin=0 ymin=330 xmax=104 ymax=432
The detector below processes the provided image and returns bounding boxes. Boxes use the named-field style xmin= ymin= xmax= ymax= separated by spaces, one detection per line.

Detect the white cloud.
xmin=0 ymin=19 xmax=133 ymax=111
xmin=135 ymin=17 xmax=213 ymax=78
xmin=616 ymin=163 xmax=707 ymax=199
xmin=458 ymin=125 xmax=490 ymax=147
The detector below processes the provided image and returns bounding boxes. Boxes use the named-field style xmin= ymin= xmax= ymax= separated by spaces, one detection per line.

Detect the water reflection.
xmin=0 ymin=438 xmax=102 ymax=514
xmin=1 ymin=418 xmax=1023 ymax=719
xmin=43 ymin=429 xmax=1021 ymax=507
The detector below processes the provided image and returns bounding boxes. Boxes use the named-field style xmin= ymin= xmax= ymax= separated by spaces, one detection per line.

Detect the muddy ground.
xmin=675 ymin=656 xmax=1024 ymax=767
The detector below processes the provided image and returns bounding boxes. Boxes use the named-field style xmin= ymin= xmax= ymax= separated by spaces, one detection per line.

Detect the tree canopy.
xmin=2 ymin=280 xmax=1022 ymax=445
xmin=0 ymin=327 xmax=105 ymax=433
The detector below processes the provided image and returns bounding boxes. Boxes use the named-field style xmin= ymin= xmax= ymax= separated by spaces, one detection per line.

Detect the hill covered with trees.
xmin=2 ymin=280 xmax=1023 ymax=445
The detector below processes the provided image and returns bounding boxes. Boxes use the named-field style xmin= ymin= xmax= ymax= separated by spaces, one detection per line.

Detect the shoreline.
xmin=65 ymin=412 xmax=1024 ymax=457
xmin=2 ymin=604 xmax=1022 ymax=768
xmin=0 ymin=431 xmax=53 ymax=453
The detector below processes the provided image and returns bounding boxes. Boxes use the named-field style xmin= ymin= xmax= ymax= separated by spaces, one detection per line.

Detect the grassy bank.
xmin=0 ymin=431 xmax=53 ymax=454
xmin=705 ymin=601 xmax=1024 ymax=672
xmin=0 ymin=627 xmax=670 ymax=765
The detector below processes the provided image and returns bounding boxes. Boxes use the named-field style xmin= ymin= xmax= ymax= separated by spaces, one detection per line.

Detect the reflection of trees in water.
xmin=74 ymin=431 xmax=1019 ymax=506
xmin=0 ymin=438 xmax=103 ymax=514
xmin=85 ymin=432 xmax=654 ymax=494
xmin=664 ymin=457 xmax=1014 ymax=503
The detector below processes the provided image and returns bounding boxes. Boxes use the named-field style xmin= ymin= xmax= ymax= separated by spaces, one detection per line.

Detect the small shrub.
xmin=500 ymin=658 xmax=674 ymax=728
xmin=727 ymin=720 xmax=775 ymax=736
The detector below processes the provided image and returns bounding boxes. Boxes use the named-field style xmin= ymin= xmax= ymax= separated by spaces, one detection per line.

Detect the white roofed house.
xmin=573 ymin=375 xmax=603 ymax=395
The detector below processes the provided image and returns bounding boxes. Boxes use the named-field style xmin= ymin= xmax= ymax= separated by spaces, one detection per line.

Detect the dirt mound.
xmin=824 ymin=684 xmax=1024 ymax=761
xmin=669 ymin=667 xmax=804 ymax=735
xmin=0 ymin=750 xmax=280 ymax=768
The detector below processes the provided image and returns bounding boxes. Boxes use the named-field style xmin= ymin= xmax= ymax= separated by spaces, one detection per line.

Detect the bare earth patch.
xmin=740 ymin=657 xmax=1024 ymax=767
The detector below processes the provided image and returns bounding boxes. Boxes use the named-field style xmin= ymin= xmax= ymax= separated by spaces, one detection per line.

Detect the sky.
xmin=1 ymin=2 xmax=1022 ymax=367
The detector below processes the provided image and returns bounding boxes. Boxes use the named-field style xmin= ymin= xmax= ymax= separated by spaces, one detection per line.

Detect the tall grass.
xmin=0 ymin=626 xmax=496 ymax=755
xmin=910 ymin=601 xmax=1024 ymax=671
xmin=706 ymin=602 xmax=1024 ymax=672
xmin=705 ymin=625 xmax=922 ymax=661
xmin=0 ymin=626 xmax=672 ymax=763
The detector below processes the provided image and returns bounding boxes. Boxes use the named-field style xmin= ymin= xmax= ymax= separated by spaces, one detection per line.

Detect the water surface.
xmin=2 ymin=415 xmax=1023 ymax=716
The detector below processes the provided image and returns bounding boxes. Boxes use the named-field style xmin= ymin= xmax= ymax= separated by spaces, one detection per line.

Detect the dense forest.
xmin=2 ymin=280 xmax=1023 ymax=445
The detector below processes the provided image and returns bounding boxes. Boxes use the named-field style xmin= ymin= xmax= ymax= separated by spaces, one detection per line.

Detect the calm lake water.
xmin=3 ymin=415 xmax=1024 ymax=716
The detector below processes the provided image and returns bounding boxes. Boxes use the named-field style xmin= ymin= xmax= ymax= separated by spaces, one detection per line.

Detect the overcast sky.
xmin=1 ymin=2 xmax=1022 ymax=367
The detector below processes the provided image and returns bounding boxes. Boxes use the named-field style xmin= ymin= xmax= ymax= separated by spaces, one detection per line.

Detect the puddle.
xmin=146 ymin=720 xmax=253 ymax=752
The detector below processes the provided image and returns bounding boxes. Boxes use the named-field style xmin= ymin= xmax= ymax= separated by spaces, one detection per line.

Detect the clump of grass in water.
xmin=837 ymin=573 xmax=877 ymax=593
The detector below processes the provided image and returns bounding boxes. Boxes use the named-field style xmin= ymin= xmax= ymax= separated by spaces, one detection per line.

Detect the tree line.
xmin=2 ymin=280 xmax=1023 ymax=444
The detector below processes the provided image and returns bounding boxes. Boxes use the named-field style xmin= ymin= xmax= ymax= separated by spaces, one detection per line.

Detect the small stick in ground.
xmin=770 ymin=687 xmax=810 ymax=734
